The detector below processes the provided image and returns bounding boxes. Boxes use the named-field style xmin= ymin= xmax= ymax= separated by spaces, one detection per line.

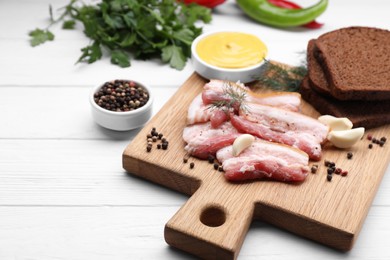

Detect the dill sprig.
xmin=253 ymin=59 xmax=307 ymax=92
xmin=208 ymin=81 xmax=249 ymax=113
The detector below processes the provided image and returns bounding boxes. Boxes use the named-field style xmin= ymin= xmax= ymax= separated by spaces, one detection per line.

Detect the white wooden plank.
xmin=0 ymin=206 xmax=389 ymax=260
xmin=0 ymin=86 xmax=177 ymax=139
xmin=0 ymin=140 xmax=187 ymax=206
xmin=0 ymin=139 xmax=389 ymax=206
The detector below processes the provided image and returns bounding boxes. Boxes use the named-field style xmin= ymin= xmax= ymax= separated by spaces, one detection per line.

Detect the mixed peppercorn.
xmin=146 ymin=127 xmax=168 ymax=152
xmin=94 ymin=80 xmax=149 ymax=112
xmin=367 ymin=134 xmax=386 ymax=148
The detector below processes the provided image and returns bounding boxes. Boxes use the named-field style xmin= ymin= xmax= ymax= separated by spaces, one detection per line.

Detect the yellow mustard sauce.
xmin=196 ymin=32 xmax=267 ymax=69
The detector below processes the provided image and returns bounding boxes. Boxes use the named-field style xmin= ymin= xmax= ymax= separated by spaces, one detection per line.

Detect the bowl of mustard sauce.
xmin=191 ymin=31 xmax=268 ymax=83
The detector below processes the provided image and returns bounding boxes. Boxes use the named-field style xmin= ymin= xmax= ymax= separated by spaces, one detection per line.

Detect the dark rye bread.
xmin=300 ymin=76 xmax=390 ymax=129
xmin=315 ymin=26 xmax=390 ymax=101
xmin=307 ymin=39 xmax=331 ymax=96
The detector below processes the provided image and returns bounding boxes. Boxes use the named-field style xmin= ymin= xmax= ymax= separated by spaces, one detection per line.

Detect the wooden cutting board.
xmin=122 ymin=72 xmax=390 ymax=260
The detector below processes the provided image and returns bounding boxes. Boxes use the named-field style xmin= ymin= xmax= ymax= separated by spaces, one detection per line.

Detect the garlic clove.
xmin=232 ymin=134 xmax=255 ymax=156
xmin=318 ymin=115 xmax=353 ymax=131
xmin=327 ymin=127 xmax=365 ymax=149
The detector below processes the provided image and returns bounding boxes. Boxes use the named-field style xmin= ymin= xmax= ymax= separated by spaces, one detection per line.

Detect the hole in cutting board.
xmin=200 ymin=205 xmax=226 ymax=227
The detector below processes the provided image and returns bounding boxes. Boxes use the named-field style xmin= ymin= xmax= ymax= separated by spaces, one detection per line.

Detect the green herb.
xmin=208 ymin=81 xmax=249 ymax=113
xmin=253 ymin=59 xmax=307 ymax=92
xmin=28 ymin=0 xmax=212 ymax=70
xmin=29 ymin=29 xmax=55 ymax=47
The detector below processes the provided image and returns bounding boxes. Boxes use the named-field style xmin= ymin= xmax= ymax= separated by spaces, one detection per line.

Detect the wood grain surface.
xmin=122 ymin=72 xmax=390 ymax=260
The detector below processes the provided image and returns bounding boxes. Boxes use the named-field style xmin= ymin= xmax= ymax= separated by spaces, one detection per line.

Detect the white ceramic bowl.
xmin=191 ymin=31 xmax=268 ymax=83
xmin=90 ymin=80 xmax=153 ymax=131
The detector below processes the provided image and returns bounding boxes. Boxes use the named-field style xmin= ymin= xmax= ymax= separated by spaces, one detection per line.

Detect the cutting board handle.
xmin=164 ymin=182 xmax=255 ymax=260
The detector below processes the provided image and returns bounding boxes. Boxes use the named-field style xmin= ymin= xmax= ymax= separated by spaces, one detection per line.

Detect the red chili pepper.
xmin=267 ymin=0 xmax=324 ymax=29
xmin=182 ymin=0 xmax=226 ymax=8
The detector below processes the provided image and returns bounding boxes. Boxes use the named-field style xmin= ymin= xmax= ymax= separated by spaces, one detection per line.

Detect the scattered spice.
xmin=311 ymin=165 xmax=318 ymax=174
xmin=94 ymin=80 xmax=149 ymax=112
xmin=367 ymin=134 xmax=372 ymax=141
xmin=218 ymin=166 xmax=224 ymax=172
xmin=208 ymin=155 xmax=215 ymax=164
xmin=324 ymin=160 xmax=331 ymax=167
xmin=190 ymin=162 xmax=195 ymax=169
xmin=145 ymin=127 xmax=169 ymax=152
xmin=162 ymin=142 xmax=168 ymax=150
xmin=323 ymin=159 xmax=349 ymax=180
xmin=367 ymin=135 xmax=387 ymax=148
xmin=214 ymin=163 xmax=219 ymax=170
xmin=183 ymin=157 xmax=188 ymax=163
xmin=347 ymin=152 xmax=353 ymax=159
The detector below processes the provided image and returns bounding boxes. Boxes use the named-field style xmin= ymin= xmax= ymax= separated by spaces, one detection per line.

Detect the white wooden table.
xmin=1 ymin=0 xmax=389 ymax=259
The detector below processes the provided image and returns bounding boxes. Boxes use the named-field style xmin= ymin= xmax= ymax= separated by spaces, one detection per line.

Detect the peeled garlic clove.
xmin=318 ymin=115 xmax=353 ymax=131
xmin=232 ymin=134 xmax=255 ymax=156
xmin=327 ymin=127 xmax=365 ymax=149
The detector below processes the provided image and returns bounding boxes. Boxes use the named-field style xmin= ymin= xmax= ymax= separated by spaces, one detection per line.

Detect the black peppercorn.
xmin=214 ymin=163 xmax=219 ymax=170
xmin=327 ymin=174 xmax=332 ymax=181
xmin=368 ymin=144 xmax=373 ymax=149
xmin=183 ymin=157 xmax=188 ymax=163
xmin=207 ymin=155 xmax=214 ymax=164
xmin=190 ymin=162 xmax=195 ymax=169
xmin=162 ymin=143 xmax=168 ymax=150
xmin=347 ymin=152 xmax=353 ymax=159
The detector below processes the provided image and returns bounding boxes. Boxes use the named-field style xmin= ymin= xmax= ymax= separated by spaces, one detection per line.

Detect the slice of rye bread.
xmin=315 ymin=26 xmax=390 ymax=101
xmin=300 ymin=76 xmax=390 ymax=129
xmin=307 ymin=39 xmax=332 ymax=96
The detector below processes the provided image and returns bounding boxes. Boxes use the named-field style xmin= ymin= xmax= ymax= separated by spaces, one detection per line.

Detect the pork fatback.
xmin=202 ymin=79 xmax=301 ymax=112
xmin=183 ymin=121 xmax=240 ymax=159
xmin=217 ymin=139 xmax=309 ymax=182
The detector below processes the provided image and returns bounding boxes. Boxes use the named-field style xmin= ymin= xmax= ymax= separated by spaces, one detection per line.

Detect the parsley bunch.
xmin=29 ymin=0 xmax=212 ymax=70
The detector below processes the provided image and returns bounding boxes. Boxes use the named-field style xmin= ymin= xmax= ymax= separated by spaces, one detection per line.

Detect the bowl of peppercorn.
xmin=90 ymin=79 xmax=153 ymax=131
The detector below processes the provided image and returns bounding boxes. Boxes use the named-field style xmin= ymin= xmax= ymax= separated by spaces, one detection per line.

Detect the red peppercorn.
xmin=341 ymin=170 xmax=348 ymax=177
xmin=367 ymin=134 xmax=372 ymax=140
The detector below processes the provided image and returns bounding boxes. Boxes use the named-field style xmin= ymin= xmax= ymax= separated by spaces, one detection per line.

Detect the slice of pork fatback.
xmin=202 ymin=79 xmax=302 ymax=112
xmin=183 ymin=121 xmax=240 ymax=159
xmin=187 ymin=93 xmax=230 ymax=128
xmin=231 ymin=103 xmax=329 ymax=161
xmin=217 ymin=139 xmax=310 ymax=182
